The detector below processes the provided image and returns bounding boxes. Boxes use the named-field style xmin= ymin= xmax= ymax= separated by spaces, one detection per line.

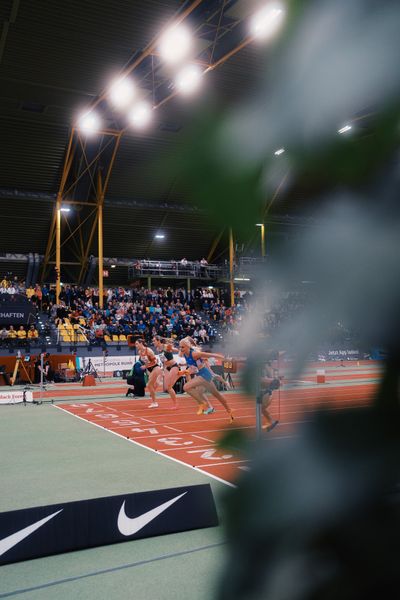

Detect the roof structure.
xmin=0 ymin=0 xmax=380 ymax=284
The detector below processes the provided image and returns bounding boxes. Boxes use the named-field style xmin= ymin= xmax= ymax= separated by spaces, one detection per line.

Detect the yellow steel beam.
xmin=41 ymin=210 xmax=57 ymax=282
xmin=97 ymin=169 xmax=104 ymax=309
xmin=64 ymin=214 xmax=84 ymax=262
xmin=207 ymin=228 xmax=225 ymax=263
xmin=60 ymin=207 xmax=98 ymax=249
xmin=245 ymin=171 xmax=290 ymax=255
xmin=77 ymin=213 xmax=85 ymax=261
xmin=97 ymin=134 xmax=122 ymax=308
xmin=42 ymin=130 xmax=76 ymax=281
xmin=261 ymin=223 xmax=266 ymax=258
xmin=62 ymin=134 xmax=116 ymax=199
xmin=78 ymin=213 xmax=98 ymax=284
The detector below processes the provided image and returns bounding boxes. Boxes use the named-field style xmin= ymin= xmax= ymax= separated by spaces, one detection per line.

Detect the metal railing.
xmin=129 ymin=261 xmax=223 ymax=280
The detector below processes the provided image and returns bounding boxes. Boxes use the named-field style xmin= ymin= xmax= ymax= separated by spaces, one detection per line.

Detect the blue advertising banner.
xmin=0 ymin=484 xmax=218 ymax=565
xmin=0 ymin=294 xmax=36 ymax=325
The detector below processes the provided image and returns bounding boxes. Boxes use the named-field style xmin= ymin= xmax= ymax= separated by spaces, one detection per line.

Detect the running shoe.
xmin=263 ymin=420 xmax=279 ymax=432
xmin=148 ymin=402 xmax=159 ymax=408
xmin=228 ymin=412 xmax=234 ymax=423
xmin=196 ymin=403 xmax=207 ymax=415
xmin=204 ymin=407 xmax=215 ymax=415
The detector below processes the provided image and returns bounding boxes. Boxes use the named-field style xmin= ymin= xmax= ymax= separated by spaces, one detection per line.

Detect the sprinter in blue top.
xmin=179 ymin=338 xmax=233 ymax=422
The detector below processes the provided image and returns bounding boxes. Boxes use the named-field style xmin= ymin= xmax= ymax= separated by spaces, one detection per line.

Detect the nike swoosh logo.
xmin=0 ymin=510 xmax=63 ymax=557
xmin=117 ymin=492 xmax=187 ymax=536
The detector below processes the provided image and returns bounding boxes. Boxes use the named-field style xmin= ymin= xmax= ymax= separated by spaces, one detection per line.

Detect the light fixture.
xmin=256 ymin=223 xmax=263 ymax=227
xmin=77 ymin=111 xmax=101 ymax=135
xmin=338 ymin=124 xmax=352 ymax=134
xmin=175 ymin=64 xmax=203 ymax=96
xmin=158 ymin=23 xmax=192 ymax=65
xmin=249 ymin=2 xmax=286 ymax=42
xmin=111 ymin=264 xmax=116 ymax=268
xmin=60 ymin=206 xmax=71 ymax=213
xmin=155 ymin=233 xmax=165 ymax=239
xmin=234 ymin=277 xmax=251 ymax=282
xmin=128 ymin=101 xmax=153 ymax=129
xmin=109 ymin=77 xmax=135 ymax=109
xmin=274 ymin=147 xmax=285 ymax=155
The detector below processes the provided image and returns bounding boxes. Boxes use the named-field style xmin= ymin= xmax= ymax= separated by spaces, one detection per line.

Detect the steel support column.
xmin=97 ymin=170 xmax=104 ymax=309
xmin=261 ymin=223 xmax=266 ymax=258
xmin=55 ymin=198 xmax=61 ymax=303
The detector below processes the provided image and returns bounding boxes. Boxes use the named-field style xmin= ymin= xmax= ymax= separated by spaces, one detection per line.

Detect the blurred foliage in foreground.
xmin=164 ymin=0 xmax=400 ymax=598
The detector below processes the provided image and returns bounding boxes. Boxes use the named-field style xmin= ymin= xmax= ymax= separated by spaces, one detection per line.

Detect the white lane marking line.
xmin=52 ymin=405 xmax=236 ymax=488
xmin=164 ymin=426 xmax=182 ymax=432
xmin=192 ymin=434 xmax=215 ymax=443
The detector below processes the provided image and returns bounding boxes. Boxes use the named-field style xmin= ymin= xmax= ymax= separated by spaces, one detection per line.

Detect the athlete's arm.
xmin=145 ymin=349 xmax=158 ymax=368
xmin=192 ymin=350 xmax=224 ymax=361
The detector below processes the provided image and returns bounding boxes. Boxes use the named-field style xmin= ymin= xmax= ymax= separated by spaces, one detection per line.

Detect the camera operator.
xmin=35 ymin=353 xmax=54 ymax=384
xmin=126 ymin=359 xmax=146 ymax=397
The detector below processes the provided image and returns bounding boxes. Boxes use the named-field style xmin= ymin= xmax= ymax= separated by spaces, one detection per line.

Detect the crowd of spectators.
xmin=46 ymin=285 xmax=226 ymax=346
xmin=0 ymin=275 xmax=45 ymax=308
xmin=0 ymin=271 xmax=358 ymax=350
xmin=0 ymin=275 xmax=27 ymax=295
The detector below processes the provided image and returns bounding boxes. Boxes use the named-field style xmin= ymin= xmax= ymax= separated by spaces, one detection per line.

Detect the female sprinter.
xmin=153 ymin=336 xmax=180 ymax=409
xmin=135 ymin=339 xmax=162 ymax=408
xmin=179 ymin=338 xmax=234 ymax=422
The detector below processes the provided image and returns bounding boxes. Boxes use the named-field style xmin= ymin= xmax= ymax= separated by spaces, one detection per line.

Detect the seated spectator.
xmin=26 ymin=286 xmax=35 ymax=300
xmin=0 ymin=326 xmax=8 ymax=344
xmin=27 ymin=325 xmax=39 ymax=340
xmin=7 ymin=326 xmax=17 ymax=339
xmin=17 ymin=326 xmax=27 ymax=341
xmin=199 ymin=327 xmax=209 ymax=344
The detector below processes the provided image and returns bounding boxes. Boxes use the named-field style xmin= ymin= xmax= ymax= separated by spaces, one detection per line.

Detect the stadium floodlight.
xmin=128 ymin=101 xmax=153 ymax=129
xmin=109 ymin=77 xmax=135 ymax=109
xmin=77 ymin=111 xmax=101 ymax=134
xmin=338 ymin=124 xmax=352 ymax=134
xmin=175 ymin=64 xmax=203 ymax=95
xmin=249 ymin=2 xmax=286 ymax=42
xmin=158 ymin=23 xmax=192 ymax=64
xmin=155 ymin=233 xmax=165 ymax=239
xmin=60 ymin=206 xmax=71 ymax=212
xmin=274 ymin=147 xmax=285 ymax=155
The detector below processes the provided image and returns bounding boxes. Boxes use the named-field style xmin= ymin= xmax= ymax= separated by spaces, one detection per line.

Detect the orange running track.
xmin=55 ymin=377 xmax=378 ymax=487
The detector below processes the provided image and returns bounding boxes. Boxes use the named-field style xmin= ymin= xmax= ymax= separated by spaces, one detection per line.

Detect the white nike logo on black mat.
xmin=117 ymin=492 xmax=187 ymax=536
xmin=0 ymin=510 xmax=63 ymax=556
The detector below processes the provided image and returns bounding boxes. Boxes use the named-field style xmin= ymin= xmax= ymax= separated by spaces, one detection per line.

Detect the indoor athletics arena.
xmin=0 ymin=1 xmax=399 ymax=599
